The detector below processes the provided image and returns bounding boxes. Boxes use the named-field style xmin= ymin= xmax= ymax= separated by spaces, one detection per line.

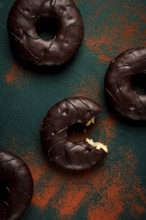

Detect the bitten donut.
xmin=0 ymin=151 xmax=33 ymax=220
xmin=40 ymin=97 xmax=108 ymax=171
xmin=7 ymin=0 xmax=84 ymax=66
xmin=105 ymin=47 xmax=146 ymax=121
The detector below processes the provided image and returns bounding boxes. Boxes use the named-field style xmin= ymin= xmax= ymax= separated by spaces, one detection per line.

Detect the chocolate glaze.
xmin=105 ymin=47 xmax=146 ymax=121
xmin=40 ymin=97 xmax=108 ymax=171
xmin=0 ymin=151 xmax=33 ymax=220
xmin=7 ymin=0 xmax=84 ymax=66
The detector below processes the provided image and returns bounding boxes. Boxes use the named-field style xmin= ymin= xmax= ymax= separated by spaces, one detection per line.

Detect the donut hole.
xmin=36 ymin=16 xmax=59 ymax=41
xmin=67 ymin=124 xmax=87 ymax=143
xmin=0 ymin=182 xmax=8 ymax=202
xmin=132 ymin=73 xmax=146 ymax=95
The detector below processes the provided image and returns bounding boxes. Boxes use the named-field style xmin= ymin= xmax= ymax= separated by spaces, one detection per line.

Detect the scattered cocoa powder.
xmin=5 ymin=63 xmax=27 ymax=88
xmin=6 ymin=119 xmax=146 ymax=220
xmin=85 ymin=2 xmax=146 ymax=63
xmin=70 ymin=74 xmax=100 ymax=101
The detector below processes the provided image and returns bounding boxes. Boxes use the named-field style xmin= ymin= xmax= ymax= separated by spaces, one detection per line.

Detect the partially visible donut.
xmin=40 ymin=97 xmax=108 ymax=171
xmin=7 ymin=0 xmax=84 ymax=66
xmin=0 ymin=151 xmax=33 ymax=220
xmin=105 ymin=47 xmax=146 ymax=121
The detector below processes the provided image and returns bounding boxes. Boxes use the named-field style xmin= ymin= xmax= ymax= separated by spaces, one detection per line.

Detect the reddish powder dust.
xmin=6 ymin=139 xmax=57 ymax=208
xmin=93 ymin=2 xmax=112 ymax=18
xmin=31 ymin=168 xmax=45 ymax=191
xmin=6 ymin=130 xmax=146 ymax=219
xmin=40 ymin=147 xmax=146 ymax=219
xmin=3 ymin=4 xmax=146 ymax=219
xmin=20 ymin=150 xmax=62 ymax=209
xmin=86 ymin=38 xmax=112 ymax=63
xmin=7 ymin=139 xmax=47 ymax=177
xmin=85 ymin=2 xmax=146 ymax=63
xmin=53 ymin=186 xmax=88 ymax=216
xmin=32 ymin=175 xmax=63 ymax=209
xmin=6 ymin=74 xmax=146 ymax=219
xmin=70 ymin=74 xmax=100 ymax=101
xmin=12 ymin=145 xmax=62 ymax=209
xmin=87 ymin=149 xmax=146 ymax=220
xmin=5 ymin=63 xmax=27 ymax=88
xmin=98 ymin=115 xmax=116 ymax=144
xmin=28 ymin=164 xmax=47 ymax=184
xmin=88 ymin=185 xmax=124 ymax=220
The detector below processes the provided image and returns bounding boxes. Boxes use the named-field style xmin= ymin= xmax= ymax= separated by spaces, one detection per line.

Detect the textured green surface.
xmin=1 ymin=0 xmax=146 ymax=219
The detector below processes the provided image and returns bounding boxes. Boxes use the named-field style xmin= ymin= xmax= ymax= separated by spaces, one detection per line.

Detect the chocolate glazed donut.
xmin=0 ymin=151 xmax=33 ymax=220
xmin=7 ymin=0 xmax=84 ymax=66
xmin=105 ymin=47 xmax=146 ymax=121
xmin=40 ymin=97 xmax=108 ymax=171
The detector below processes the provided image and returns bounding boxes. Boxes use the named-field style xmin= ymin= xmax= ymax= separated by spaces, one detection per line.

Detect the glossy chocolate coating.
xmin=105 ymin=47 xmax=146 ymax=121
xmin=0 ymin=151 xmax=33 ymax=220
xmin=40 ymin=97 xmax=107 ymax=171
xmin=7 ymin=0 xmax=84 ymax=66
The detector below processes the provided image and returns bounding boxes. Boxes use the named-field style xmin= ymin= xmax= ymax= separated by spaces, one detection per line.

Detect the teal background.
xmin=1 ymin=0 xmax=146 ymax=219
